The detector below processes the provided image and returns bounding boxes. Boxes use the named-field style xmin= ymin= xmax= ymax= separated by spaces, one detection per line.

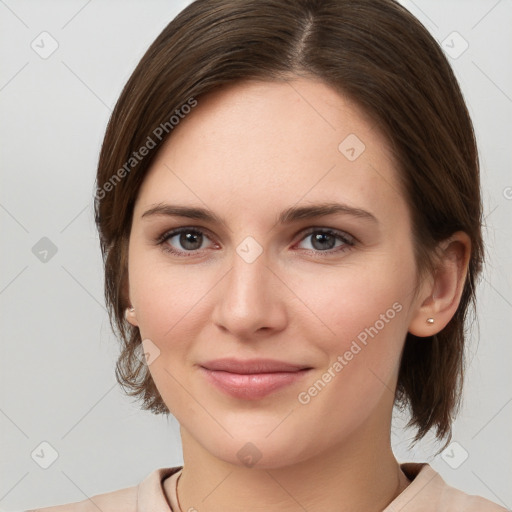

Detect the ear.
xmin=408 ymin=231 xmax=471 ymax=337
xmin=125 ymin=306 xmax=139 ymax=327
xmin=120 ymin=236 xmax=139 ymax=327
xmin=123 ymin=280 xmax=139 ymax=327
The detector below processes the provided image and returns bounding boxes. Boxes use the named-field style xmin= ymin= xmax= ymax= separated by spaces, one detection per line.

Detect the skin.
xmin=126 ymin=78 xmax=470 ymax=511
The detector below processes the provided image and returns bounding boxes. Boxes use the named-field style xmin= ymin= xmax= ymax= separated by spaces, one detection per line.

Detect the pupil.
xmin=181 ymin=232 xmax=201 ymax=250
xmin=312 ymin=233 xmax=335 ymax=251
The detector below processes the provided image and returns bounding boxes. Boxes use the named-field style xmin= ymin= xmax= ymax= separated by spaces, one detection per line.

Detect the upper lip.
xmin=200 ymin=358 xmax=311 ymax=374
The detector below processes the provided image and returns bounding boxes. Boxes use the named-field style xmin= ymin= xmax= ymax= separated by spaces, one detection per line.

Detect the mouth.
xmin=199 ymin=358 xmax=313 ymax=400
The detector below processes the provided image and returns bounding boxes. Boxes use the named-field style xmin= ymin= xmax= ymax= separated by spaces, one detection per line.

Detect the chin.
xmin=198 ymin=428 xmax=317 ymax=470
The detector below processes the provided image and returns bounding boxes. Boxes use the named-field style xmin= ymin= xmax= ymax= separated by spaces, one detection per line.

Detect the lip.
xmin=199 ymin=358 xmax=312 ymax=400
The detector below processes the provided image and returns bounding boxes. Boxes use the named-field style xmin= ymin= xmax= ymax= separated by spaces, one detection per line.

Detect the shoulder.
xmin=25 ymin=467 xmax=181 ymax=512
xmin=391 ymin=462 xmax=509 ymax=512
xmin=25 ymin=485 xmax=138 ymax=512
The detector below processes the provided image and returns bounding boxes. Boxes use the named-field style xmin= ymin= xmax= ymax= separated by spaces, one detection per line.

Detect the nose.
xmin=211 ymin=248 xmax=288 ymax=340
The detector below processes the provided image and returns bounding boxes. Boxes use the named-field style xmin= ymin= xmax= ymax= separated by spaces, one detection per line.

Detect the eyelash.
xmin=155 ymin=226 xmax=356 ymax=258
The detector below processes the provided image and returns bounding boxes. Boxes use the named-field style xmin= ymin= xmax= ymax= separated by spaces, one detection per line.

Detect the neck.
xmin=172 ymin=419 xmax=410 ymax=512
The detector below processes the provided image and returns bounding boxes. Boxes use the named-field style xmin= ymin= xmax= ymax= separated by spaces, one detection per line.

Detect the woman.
xmin=30 ymin=0 xmax=507 ymax=510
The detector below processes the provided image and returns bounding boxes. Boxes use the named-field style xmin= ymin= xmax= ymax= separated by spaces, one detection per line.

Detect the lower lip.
xmin=200 ymin=367 xmax=311 ymax=400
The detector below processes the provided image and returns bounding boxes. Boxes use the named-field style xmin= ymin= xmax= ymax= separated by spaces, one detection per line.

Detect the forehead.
xmin=134 ymin=78 xmax=406 ymax=227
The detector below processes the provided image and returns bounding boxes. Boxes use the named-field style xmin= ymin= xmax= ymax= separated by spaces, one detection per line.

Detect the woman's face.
xmin=127 ymin=78 xmax=423 ymax=467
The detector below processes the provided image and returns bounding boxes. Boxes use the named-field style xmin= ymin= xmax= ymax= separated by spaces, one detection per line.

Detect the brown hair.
xmin=95 ymin=0 xmax=482 ymax=448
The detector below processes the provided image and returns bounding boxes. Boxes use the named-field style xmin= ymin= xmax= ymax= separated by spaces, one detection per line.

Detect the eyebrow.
xmin=141 ymin=202 xmax=378 ymax=225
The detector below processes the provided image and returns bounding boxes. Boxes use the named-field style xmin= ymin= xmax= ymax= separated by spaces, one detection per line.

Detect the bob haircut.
xmin=95 ymin=0 xmax=482 ymax=448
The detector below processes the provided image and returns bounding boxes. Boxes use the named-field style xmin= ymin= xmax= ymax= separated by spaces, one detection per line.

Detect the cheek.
xmin=291 ymin=266 xmax=412 ymax=433
xmin=294 ymin=258 xmax=414 ymax=350
xmin=128 ymin=240 xmax=214 ymax=339
xmin=127 ymin=249 xmax=213 ymax=414
xmin=136 ymin=283 xmax=193 ymax=337
xmin=289 ymin=254 xmax=416 ymax=408
xmin=130 ymin=239 xmax=416 ymax=356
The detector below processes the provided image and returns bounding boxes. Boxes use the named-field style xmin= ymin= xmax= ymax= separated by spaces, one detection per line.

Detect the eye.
xmin=157 ymin=227 xmax=216 ymax=256
xmin=156 ymin=226 xmax=355 ymax=258
xmin=295 ymin=228 xmax=355 ymax=255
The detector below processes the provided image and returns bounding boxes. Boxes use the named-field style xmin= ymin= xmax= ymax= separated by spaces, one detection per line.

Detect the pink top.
xmin=28 ymin=462 xmax=508 ymax=511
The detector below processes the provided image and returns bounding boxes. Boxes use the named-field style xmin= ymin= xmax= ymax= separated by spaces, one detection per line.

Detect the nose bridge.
xmin=212 ymin=239 xmax=287 ymax=336
xmin=226 ymin=245 xmax=272 ymax=311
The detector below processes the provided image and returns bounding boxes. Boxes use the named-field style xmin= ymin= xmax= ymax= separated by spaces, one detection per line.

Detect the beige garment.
xmin=27 ymin=463 xmax=508 ymax=512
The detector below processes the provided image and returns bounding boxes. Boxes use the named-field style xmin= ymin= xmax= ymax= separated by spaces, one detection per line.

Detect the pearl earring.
xmin=125 ymin=307 xmax=135 ymax=320
xmin=426 ymin=317 xmax=434 ymax=324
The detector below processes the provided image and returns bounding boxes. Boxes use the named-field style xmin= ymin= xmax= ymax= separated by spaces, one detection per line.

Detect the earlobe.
xmin=409 ymin=232 xmax=471 ymax=338
xmin=125 ymin=306 xmax=139 ymax=327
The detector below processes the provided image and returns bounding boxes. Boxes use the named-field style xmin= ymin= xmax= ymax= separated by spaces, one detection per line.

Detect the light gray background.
xmin=0 ymin=0 xmax=511 ymax=510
